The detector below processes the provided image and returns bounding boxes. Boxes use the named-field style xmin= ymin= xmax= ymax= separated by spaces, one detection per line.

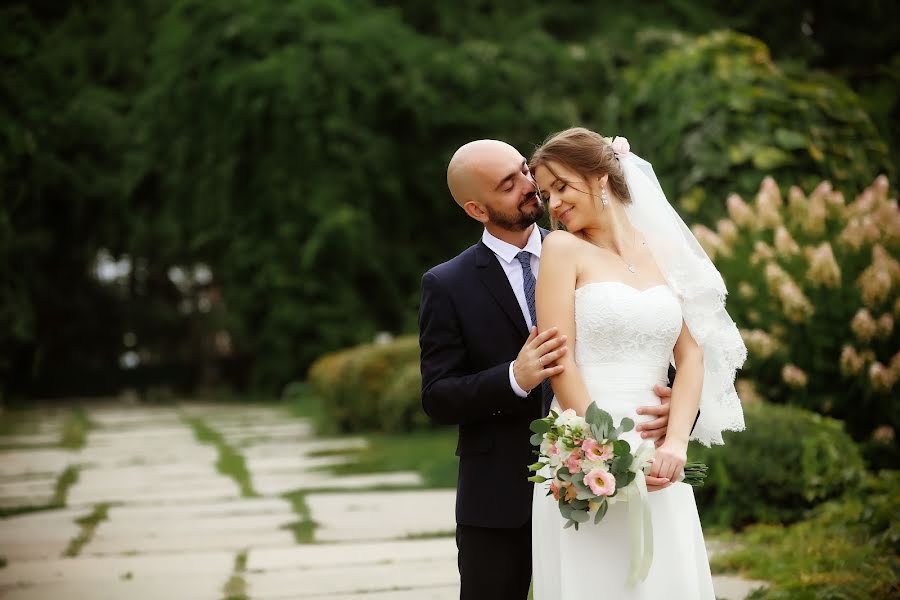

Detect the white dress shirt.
xmin=481 ymin=225 xmax=542 ymax=398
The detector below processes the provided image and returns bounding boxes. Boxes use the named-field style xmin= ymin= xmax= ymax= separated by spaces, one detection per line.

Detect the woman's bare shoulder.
xmin=542 ymin=229 xmax=581 ymax=255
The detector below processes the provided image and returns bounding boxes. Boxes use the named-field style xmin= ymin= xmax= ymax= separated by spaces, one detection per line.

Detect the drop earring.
xmin=601 ymin=187 xmax=609 ymax=206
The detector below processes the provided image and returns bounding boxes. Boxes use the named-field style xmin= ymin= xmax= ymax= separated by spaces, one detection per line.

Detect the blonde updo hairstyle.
xmin=529 ymin=127 xmax=632 ymax=230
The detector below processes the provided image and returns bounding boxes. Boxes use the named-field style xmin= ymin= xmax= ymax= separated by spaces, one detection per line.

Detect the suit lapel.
xmin=475 ymin=240 xmax=529 ymax=338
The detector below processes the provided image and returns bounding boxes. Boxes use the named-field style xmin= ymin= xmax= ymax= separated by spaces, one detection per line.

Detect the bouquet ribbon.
xmin=626 ymin=443 xmax=655 ymax=586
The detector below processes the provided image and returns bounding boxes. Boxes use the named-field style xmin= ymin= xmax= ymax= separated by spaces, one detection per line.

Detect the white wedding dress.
xmin=532 ymin=281 xmax=715 ymax=599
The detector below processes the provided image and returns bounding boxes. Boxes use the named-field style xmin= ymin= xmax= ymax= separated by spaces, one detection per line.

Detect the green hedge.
xmin=307 ymin=335 xmax=426 ymax=433
xmin=689 ymin=401 xmax=865 ymax=529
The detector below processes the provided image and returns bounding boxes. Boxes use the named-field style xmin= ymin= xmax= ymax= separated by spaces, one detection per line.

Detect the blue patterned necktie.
xmin=516 ymin=251 xmax=553 ymax=403
xmin=516 ymin=251 xmax=538 ymax=327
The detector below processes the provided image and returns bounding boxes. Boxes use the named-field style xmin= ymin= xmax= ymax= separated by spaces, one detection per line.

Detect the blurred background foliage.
xmin=2 ymin=0 xmax=897 ymax=406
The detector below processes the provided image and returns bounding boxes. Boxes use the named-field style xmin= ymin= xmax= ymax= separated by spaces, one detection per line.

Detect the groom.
xmin=419 ymin=140 xmax=675 ymax=599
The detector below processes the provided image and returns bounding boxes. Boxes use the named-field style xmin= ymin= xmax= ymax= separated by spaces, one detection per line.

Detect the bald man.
xmin=419 ymin=140 xmax=673 ymax=598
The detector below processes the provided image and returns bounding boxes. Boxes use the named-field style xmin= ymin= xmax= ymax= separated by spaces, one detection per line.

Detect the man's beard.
xmin=485 ymin=193 xmax=545 ymax=231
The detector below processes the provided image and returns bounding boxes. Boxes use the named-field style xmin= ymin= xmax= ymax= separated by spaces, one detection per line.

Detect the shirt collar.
xmin=481 ymin=224 xmax=542 ymax=264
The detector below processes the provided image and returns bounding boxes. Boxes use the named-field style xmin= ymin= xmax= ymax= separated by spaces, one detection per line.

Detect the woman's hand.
xmin=648 ymin=440 xmax=688 ymax=483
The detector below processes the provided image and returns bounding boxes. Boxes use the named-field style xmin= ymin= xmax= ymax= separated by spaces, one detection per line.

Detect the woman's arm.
xmin=649 ymin=320 xmax=704 ymax=481
xmin=535 ymin=232 xmax=594 ymax=415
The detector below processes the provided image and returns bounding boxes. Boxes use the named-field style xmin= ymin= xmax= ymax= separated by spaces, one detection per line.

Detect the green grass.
xmin=182 ymin=415 xmax=256 ymax=497
xmin=60 ymin=406 xmax=93 ymax=449
xmin=712 ymin=472 xmax=899 ymax=599
xmin=281 ymin=385 xmax=333 ymax=433
xmin=312 ymin=429 xmax=458 ymax=489
xmin=405 ymin=530 xmax=455 ymax=540
xmin=222 ymin=549 xmax=249 ymax=600
xmin=53 ymin=465 xmax=79 ymax=505
xmin=64 ymin=503 xmax=111 ymax=557
xmin=281 ymin=491 xmax=317 ymax=544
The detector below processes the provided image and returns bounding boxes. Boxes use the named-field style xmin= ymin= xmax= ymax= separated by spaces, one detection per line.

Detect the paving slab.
xmin=254 ymin=471 xmax=422 ymax=497
xmin=108 ymin=497 xmax=294 ymax=521
xmin=0 ymin=449 xmax=80 ymax=478
xmin=306 ymin=490 xmax=454 ymax=543
xmin=0 ymin=573 xmax=226 ymax=600
xmin=87 ymin=427 xmax=196 ymax=445
xmin=242 ymin=438 xmax=367 ymax=461
xmin=0 ymin=475 xmax=57 ymax=508
xmin=246 ymin=454 xmax=354 ymax=475
xmin=0 ymin=549 xmax=233 ymax=585
xmin=247 ymin=538 xmax=456 ymax=571
xmin=0 ymin=507 xmax=89 ymax=561
xmin=76 ymin=444 xmax=218 ymax=470
xmin=100 ymin=512 xmax=294 ymax=536
xmin=86 ymin=528 xmax=295 ymax=556
xmin=0 ymin=433 xmax=61 ymax=446
xmin=301 ymin=587 xmax=458 ymax=600
xmin=86 ymin=408 xmax=182 ymax=429
xmin=67 ymin=475 xmax=240 ymax=506
xmin=245 ymin=559 xmax=457 ymax=599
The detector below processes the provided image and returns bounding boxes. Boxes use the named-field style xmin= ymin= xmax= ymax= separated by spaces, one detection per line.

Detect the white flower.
xmin=581 ymin=459 xmax=609 ymax=474
xmin=554 ymin=408 xmax=577 ymax=427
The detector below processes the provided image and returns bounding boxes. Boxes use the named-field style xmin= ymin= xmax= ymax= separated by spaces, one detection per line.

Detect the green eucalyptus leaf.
xmin=571 ymin=509 xmax=590 ymax=523
xmin=530 ymin=418 xmax=551 ymax=434
xmin=614 ymin=440 xmax=631 ymax=456
xmin=594 ymin=500 xmax=609 ymax=524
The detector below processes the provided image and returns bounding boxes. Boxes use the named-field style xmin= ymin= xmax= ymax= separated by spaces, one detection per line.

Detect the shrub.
xmin=689 ymin=401 xmax=865 ymax=530
xmin=379 ymin=362 xmax=429 ymax=432
xmin=714 ymin=471 xmax=900 ymax=600
xmin=307 ymin=335 xmax=426 ymax=433
xmin=692 ymin=175 xmax=899 ymax=459
xmin=620 ymin=30 xmax=892 ymax=224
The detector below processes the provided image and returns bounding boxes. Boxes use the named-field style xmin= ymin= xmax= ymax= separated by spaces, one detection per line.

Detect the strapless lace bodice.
xmin=574 ymin=282 xmax=682 ymax=369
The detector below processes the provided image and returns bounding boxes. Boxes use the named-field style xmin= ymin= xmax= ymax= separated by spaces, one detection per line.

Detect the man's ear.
xmin=463 ymin=200 xmax=489 ymax=224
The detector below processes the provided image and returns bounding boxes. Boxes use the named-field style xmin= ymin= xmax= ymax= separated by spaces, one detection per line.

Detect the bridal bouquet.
xmin=528 ymin=403 xmax=708 ymax=583
xmin=528 ymin=403 xmax=707 ymax=530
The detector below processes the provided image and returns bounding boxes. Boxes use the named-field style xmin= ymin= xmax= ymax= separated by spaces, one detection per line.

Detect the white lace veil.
xmin=619 ymin=150 xmax=747 ymax=446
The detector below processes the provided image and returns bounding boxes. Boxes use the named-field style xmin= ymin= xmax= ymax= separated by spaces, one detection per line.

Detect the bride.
xmin=529 ymin=128 xmax=746 ymax=598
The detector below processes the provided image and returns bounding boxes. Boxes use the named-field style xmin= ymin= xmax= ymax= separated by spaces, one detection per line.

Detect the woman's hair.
xmin=529 ymin=127 xmax=632 ymax=229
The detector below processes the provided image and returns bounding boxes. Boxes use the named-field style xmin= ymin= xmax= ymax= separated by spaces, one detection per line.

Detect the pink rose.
xmin=585 ymin=469 xmax=617 ymax=497
xmin=564 ymin=448 xmax=583 ymax=474
xmin=548 ymin=443 xmax=559 ymax=456
xmin=581 ymin=439 xmax=613 ymax=462
xmin=611 ymin=136 xmax=630 ymax=157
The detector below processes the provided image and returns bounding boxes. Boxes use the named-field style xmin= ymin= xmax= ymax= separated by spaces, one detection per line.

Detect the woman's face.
xmin=533 ymin=161 xmax=603 ymax=232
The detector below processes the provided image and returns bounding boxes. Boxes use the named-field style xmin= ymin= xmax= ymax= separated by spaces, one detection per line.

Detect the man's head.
xmin=447 ymin=139 xmax=544 ymax=232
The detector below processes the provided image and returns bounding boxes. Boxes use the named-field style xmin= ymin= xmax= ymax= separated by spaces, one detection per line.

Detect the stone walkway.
xmin=0 ymin=402 xmax=766 ymax=599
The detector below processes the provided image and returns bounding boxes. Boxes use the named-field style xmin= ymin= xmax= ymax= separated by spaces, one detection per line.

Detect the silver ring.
xmin=538 ymin=357 xmax=544 ymax=368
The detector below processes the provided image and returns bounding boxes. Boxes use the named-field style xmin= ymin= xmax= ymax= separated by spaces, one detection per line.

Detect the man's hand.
xmin=512 ymin=327 xmax=566 ymax=393
xmin=636 ymin=384 xmax=671 ymax=448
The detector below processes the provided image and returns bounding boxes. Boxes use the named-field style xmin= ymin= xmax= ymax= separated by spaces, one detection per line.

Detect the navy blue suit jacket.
xmin=419 ymin=229 xmax=550 ymax=528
